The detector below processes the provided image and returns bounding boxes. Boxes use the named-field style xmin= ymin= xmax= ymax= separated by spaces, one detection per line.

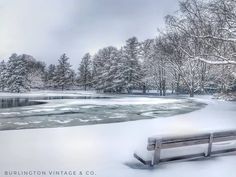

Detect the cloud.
xmin=0 ymin=0 xmax=179 ymax=68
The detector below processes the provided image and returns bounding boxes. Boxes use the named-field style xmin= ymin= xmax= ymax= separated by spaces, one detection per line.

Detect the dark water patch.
xmin=0 ymin=96 xmax=112 ymax=109
xmin=20 ymin=96 xmax=112 ymax=100
xmin=0 ymin=98 xmax=45 ymax=109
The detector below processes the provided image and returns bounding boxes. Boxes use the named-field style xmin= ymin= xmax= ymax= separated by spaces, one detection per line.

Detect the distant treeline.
xmin=0 ymin=0 xmax=236 ymax=96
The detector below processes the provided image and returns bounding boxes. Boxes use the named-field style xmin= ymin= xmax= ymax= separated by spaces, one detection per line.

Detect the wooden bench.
xmin=134 ymin=130 xmax=236 ymax=166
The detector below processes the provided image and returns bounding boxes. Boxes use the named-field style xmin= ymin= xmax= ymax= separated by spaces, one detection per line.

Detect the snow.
xmin=195 ymin=56 xmax=236 ymax=65
xmin=13 ymin=122 xmax=29 ymax=126
xmin=48 ymin=119 xmax=73 ymax=124
xmin=0 ymin=95 xmax=235 ymax=177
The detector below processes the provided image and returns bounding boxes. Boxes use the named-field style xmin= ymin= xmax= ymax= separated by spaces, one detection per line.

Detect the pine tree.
xmin=93 ymin=47 xmax=122 ymax=92
xmin=121 ymin=37 xmax=143 ymax=93
xmin=140 ymin=39 xmax=155 ymax=93
xmin=54 ymin=53 xmax=72 ymax=90
xmin=45 ymin=64 xmax=56 ymax=88
xmin=68 ymin=69 xmax=76 ymax=88
xmin=6 ymin=54 xmax=30 ymax=93
xmin=78 ymin=53 xmax=92 ymax=90
xmin=92 ymin=50 xmax=106 ymax=91
xmin=105 ymin=48 xmax=123 ymax=92
xmin=0 ymin=60 xmax=7 ymax=91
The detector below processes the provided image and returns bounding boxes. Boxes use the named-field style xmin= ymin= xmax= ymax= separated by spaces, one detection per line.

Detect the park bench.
xmin=134 ymin=130 xmax=236 ymax=166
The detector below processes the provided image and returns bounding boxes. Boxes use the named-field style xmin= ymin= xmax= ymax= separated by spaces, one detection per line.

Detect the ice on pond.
xmin=0 ymin=95 xmax=206 ymax=131
xmin=13 ymin=122 xmax=29 ymax=125
xmin=48 ymin=119 xmax=73 ymax=124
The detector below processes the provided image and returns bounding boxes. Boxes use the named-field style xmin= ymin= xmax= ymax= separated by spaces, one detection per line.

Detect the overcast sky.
xmin=0 ymin=0 xmax=179 ymax=68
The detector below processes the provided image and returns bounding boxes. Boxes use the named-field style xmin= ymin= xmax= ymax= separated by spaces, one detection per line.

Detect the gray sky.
xmin=0 ymin=0 xmax=179 ymax=68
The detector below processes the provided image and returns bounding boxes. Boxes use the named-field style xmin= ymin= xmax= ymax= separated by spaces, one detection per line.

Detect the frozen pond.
xmin=0 ymin=95 xmax=206 ymax=131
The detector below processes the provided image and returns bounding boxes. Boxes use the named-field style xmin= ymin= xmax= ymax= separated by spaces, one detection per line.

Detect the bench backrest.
xmin=147 ymin=130 xmax=236 ymax=151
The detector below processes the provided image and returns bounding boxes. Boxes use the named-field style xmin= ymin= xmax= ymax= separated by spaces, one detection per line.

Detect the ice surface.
xmin=0 ymin=92 xmax=205 ymax=130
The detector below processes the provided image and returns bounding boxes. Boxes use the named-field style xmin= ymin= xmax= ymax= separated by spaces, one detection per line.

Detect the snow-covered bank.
xmin=0 ymin=96 xmax=235 ymax=177
xmin=0 ymin=90 xmax=98 ymax=98
xmin=213 ymin=92 xmax=236 ymax=101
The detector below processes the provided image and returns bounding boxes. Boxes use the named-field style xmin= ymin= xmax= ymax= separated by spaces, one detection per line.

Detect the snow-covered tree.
xmin=20 ymin=54 xmax=46 ymax=89
xmin=54 ymin=53 xmax=73 ymax=90
xmin=93 ymin=46 xmax=122 ymax=92
xmin=164 ymin=0 xmax=236 ymax=94
xmin=0 ymin=60 xmax=7 ymax=91
xmin=120 ymin=37 xmax=143 ymax=93
xmin=78 ymin=53 xmax=92 ymax=90
xmin=140 ymin=39 xmax=155 ymax=93
xmin=45 ymin=64 xmax=56 ymax=88
xmin=6 ymin=54 xmax=30 ymax=93
xmin=68 ymin=69 xmax=76 ymax=88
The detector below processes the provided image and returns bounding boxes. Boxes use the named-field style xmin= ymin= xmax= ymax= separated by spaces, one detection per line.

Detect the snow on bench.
xmin=134 ymin=130 xmax=236 ymax=166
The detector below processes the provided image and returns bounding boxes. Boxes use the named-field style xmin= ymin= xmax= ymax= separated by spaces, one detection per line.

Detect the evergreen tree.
xmin=93 ymin=46 xmax=122 ymax=92
xmin=92 ymin=50 xmax=106 ymax=91
xmin=140 ymin=39 xmax=155 ymax=93
xmin=6 ymin=54 xmax=30 ymax=93
xmin=106 ymin=48 xmax=123 ymax=92
xmin=45 ymin=64 xmax=56 ymax=88
xmin=68 ymin=69 xmax=76 ymax=88
xmin=78 ymin=53 xmax=92 ymax=90
xmin=54 ymin=53 xmax=72 ymax=90
xmin=0 ymin=60 xmax=7 ymax=91
xmin=121 ymin=37 xmax=143 ymax=93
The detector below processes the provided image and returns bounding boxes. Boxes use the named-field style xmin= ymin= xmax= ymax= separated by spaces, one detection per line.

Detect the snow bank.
xmin=0 ymin=90 xmax=97 ymax=98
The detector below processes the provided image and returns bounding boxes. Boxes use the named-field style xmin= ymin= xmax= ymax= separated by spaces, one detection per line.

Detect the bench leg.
xmin=151 ymin=139 xmax=162 ymax=166
xmin=133 ymin=153 xmax=150 ymax=165
xmin=205 ymin=133 xmax=214 ymax=157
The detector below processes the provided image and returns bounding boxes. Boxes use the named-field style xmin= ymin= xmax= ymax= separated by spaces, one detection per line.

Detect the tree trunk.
xmin=189 ymin=77 xmax=195 ymax=97
xmin=189 ymin=83 xmax=194 ymax=97
xmin=162 ymin=79 xmax=166 ymax=96
xmin=171 ymin=83 xmax=174 ymax=94
xmin=200 ymin=62 xmax=206 ymax=94
xmin=127 ymin=88 xmax=132 ymax=94
xmin=176 ymin=74 xmax=180 ymax=95
xmin=159 ymin=81 xmax=162 ymax=96
xmin=190 ymin=88 xmax=194 ymax=97
xmin=142 ymin=84 xmax=146 ymax=94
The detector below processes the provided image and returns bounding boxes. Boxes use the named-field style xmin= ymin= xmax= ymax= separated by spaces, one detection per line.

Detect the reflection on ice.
xmin=0 ymin=98 xmax=45 ymax=108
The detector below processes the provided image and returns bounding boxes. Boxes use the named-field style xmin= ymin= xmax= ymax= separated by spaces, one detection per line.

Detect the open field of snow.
xmin=0 ymin=93 xmax=235 ymax=177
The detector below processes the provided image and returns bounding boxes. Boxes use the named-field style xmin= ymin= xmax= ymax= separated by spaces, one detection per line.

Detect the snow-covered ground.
xmin=0 ymin=93 xmax=235 ymax=177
